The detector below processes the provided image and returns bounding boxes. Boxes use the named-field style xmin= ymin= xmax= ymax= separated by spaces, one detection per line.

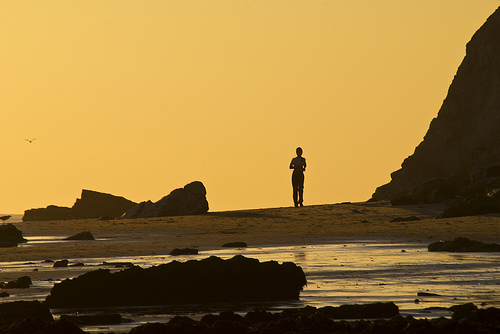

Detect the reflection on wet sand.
xmin=1 ymin=241 xmax=498 ymax=332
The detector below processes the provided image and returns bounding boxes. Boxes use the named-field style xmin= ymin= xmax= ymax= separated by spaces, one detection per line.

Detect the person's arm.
xmin=289 ymin=159 xmax=295 ymax=169
xmin=303 ymin=158 xmax=306 ymax=171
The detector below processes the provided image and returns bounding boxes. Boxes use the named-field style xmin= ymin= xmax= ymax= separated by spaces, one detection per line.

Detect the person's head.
xmin=296 ymin=147 xmax=302 ymax=157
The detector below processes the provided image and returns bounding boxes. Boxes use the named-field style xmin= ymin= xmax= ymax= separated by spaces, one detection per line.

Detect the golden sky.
xmin=1 ymin=1 xmax=498 ymax=214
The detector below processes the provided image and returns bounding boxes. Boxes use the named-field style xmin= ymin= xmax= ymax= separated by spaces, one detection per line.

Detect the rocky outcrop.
xmin=44 ymin=255 xmax=306 ymax=308
xmin=1 ymin=276 xmax=32 ymax=289
xmin=23 ymin=189 xmax=137 ymax=221
xmin=372 ymin=7 xmax=500 ymax=203
xmin=428 ymin=237 xmax=500 ymax=252
xmin=128 ymin=303 xmax=500 ymax=334
xmin=0 ymin=224 xmax=27 ymax=247
xmin=0 ymin=301 xmax=53 ymax=327
xmin=65 ymin=231 xmax=95 ymax=240
xmin=121 ymin=181 xmax=209 ymax=218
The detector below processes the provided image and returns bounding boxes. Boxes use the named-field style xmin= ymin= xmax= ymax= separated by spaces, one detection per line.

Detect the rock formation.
xmin=0 ymin=224 xmax=27 ymax=247
xmin=44 ymin=255 xmax=307 ymax=308
xmin=23 ymin=189 xmax=137 ymax=221
xmin=121 ymin=181 xmax=209 ymax=218
xmin=428 ymin=237 xmax=500 ymax=252
xmin=372 ymin=7 xmax=500 ymax=203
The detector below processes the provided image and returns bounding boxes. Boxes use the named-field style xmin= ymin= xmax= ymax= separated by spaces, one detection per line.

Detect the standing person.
xmin=289 ymin=147 xmax=306 ymax=207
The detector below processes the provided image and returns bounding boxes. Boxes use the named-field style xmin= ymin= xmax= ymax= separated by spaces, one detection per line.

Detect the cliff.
xmin=373 ymin=7 xmax=500 ymax=201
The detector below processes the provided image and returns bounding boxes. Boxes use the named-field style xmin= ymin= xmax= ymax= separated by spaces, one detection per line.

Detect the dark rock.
xmin=0 ymin=300 xmax=53 ymax=327
xmin=417 ymin=291 xmax=441 ymax=297
xmin=23 ymin=189 xmax=137 ymax=221
xmin=318 ymin=302 xmax=399 ymax=319
xmin=53 ymin=259 xmax=69 ymax=267
xmin=0 ymin=224 xmax=27 ymax=245
xmin=428 ymin=237 xmax=500 ymax=252
xmin=222 ymin=242 xmax=248 ymax=248
xmin=124 ymin=303 xmax=500 ymax=334
xmin=169 ymin=248 xmax=198 ymax=256
xmin=121 ymin=181 xmax=209 ymax=218
xmin=0 ymin=241 xmax=18 ymax=248
xmin=129 ymin=322 xmax=169 ymax=334
xmin=2 ymin=276 xmax=32 ymax=289
xmin=391 ymin=178 xmax=464 ymax=205
xmin=389 ymin=216 xmax=421 ymax=222
xmin=7 ymin=317 xmax=86 ymax=334
xmin=450 ymin=302 xmax=478 ymax=320
xmin=438 ymin=194 xmax=497 ymax=218
xmin=372 ymin=7 xmax=500 ymax=203
xmin=65 ymin=231 xmax=95 ymax=240
xmin=44 ymin=255 xmax=307 ymax=308
xmin=0 ymin=292 xmax=9 ymax=297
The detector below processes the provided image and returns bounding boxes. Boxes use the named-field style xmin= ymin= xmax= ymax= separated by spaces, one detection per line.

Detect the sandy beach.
xmin=6 ymin=201 xmax=500 ymax=264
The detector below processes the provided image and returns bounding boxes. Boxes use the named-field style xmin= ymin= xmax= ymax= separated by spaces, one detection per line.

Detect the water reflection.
xmin=1 ymin=241 xmax=499 ymax=331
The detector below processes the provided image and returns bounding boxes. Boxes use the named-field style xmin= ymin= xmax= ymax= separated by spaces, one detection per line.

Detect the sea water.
xmin=0 ymin=240 xmax=499 ymax=333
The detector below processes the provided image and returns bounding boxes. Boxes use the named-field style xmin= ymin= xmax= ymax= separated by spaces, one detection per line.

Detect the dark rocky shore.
xmin=0 ymin=300 xmax=499 ymax=334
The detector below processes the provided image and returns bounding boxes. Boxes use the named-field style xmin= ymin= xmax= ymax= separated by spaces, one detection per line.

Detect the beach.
xmin=1 ymin=201 xmax=500 ymax=333
xmin=6 ymin=201 xmax=500 ymax=264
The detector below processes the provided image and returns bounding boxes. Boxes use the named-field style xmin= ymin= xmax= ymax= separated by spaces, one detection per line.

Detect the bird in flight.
xmin=25 ymin=138 xmax=37 ymax=143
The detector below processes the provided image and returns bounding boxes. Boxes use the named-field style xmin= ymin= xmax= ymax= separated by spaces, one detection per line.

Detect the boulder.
xmin=1 ymin=276 xmax=32 ymax=289
xmin=169 ymin=248 xmax=198 ymax=256
xmin=0 ymin=224 xmax=27 ymax=246
xmin=44 ymin=255 xmax=307 ymax=308
xmin=121 ymin=181 xmax=209 ymax=218
xmin=428 ymin=237 xmax=500 ymax=252
xmin=23 ymin=189 xmax=137 ymax=221
xmin=372 ymin=8 xmax=500 ymax=203
xmin=53 ymin=259 xmax=69 ymax=268
xmin=65 ymin=231 xmax=95 ymax=241
xmin=0 ymin=301 xmax=53 ymax=327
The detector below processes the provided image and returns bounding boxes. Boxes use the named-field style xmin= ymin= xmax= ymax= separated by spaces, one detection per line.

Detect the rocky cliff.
xmin=373 ymin=7 xmax=500 ymax=201
xmin=23 ymin=190 xmax=137 ymax=221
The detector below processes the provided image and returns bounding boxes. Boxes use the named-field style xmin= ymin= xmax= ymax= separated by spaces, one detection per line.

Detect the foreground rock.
xmin=65 ymin=231 xmax=95 ymax=241
xmin=0 ymin=301 xmax=84 ymax=334
xmin=428 ymin=237 xmax=500 ymax=252
xmin=0 ymin=224 xmax=27 ymax=247
xmin=45 ymin=255 xmax=306 ymax=308
xmin=372 ymin=7 xmax=500 ymax=213
xmin=23 ymin=189 xmax=137 ymax=221
xmin=128 ymin=303 xmax=499 ymax=334
xmin=121 ymin=181 xmax=209 ymax=218
xmin=0 ymin=301 xmax=53 ymax=326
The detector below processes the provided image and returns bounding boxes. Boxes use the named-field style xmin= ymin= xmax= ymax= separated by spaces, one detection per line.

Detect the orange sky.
xmin=1 ymin=1 xmax=499 ymax=214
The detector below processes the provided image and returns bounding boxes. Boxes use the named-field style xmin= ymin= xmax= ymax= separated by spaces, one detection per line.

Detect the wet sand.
xmin=6 ymin=201 xmax=500 ymax=264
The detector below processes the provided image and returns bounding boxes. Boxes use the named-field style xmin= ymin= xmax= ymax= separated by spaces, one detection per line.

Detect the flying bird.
xmin=25 ymin=138 xmax=36 ymax=143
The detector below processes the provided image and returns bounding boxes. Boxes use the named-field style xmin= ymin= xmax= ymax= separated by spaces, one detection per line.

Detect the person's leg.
xmin=292 ymin=175 xmax=299 ymax=207
xmin=298 ymin=174 xmax=304 ymax=206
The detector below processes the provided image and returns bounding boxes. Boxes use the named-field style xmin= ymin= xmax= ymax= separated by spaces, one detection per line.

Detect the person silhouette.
xmin=289 ymin=147 xmax=306 ymax=207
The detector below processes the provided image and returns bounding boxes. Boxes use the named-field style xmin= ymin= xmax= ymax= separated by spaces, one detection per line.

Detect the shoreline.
xmin=4 ymin=201 xmax=500 ymax=263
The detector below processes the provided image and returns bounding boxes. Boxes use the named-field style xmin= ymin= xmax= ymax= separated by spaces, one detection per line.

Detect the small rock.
xmin=418 ymin=292 xmax=441 ymax=297
xmin=53 ymin=259 xmax=69 ymax=268
xmin=170 ymin=248 xmax=198 ymax=256
xmin=65 ymin=231 xmax=95 ymax=241
xmin=2 ymin=276 xmax=32 ymax=289
xmin=222 ymin=242 xmax=248 ymax=248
